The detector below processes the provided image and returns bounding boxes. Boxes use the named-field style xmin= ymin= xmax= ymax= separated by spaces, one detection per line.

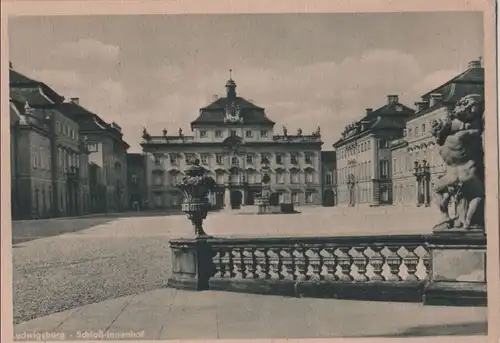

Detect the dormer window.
xmin=215 ymin=130 xmax=222 ymax=138
xmin=230 ymin=130 xmax=237 ymax=137
xmin=260 ymin=130 xmax=268 ymax=138
xmin=200 ymin=130 xmax=207 ymax=138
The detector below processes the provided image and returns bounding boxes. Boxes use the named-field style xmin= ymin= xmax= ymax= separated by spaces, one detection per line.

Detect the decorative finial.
xmin=229 ymin=69 xmax=232 ymax=79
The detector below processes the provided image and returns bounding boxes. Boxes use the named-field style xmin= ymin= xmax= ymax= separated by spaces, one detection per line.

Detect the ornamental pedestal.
xmin=167 ymin=159 xmax=216 ymax=291
xmin=167 ymin=237 xmax=214 ymax=291
xmin=423 ymin=230 xmax=487 ymax=306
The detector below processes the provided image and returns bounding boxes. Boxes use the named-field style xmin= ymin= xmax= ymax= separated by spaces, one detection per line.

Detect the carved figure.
xmin=431 ymin=94 xmax=485 ymax=231
xmin=297 ymin=128 xmax=302 ymax=136
xmin=142 ymin=127 xmax=151 ymax=141
xmin=283 ymin=125 xmax=288 ymax=136
xmin=179 ymin=128 xmax=183 ymax=137
xmin=162 ymin=128 xmax=168 ymax=137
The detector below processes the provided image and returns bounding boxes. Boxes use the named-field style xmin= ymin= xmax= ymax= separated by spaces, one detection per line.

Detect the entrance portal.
xmin=323 ymin=189 xmax=335 ymax=206
xmin=230 ymin=190 xmax=243 ymax=209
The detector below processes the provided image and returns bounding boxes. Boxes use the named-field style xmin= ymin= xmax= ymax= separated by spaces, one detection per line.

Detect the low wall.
xmin=169 ymin=232 xmax=487 ymax=305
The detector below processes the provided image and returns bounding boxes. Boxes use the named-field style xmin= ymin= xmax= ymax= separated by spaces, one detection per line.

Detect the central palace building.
xmin=141 ymin=76 xmax=326 ymax=209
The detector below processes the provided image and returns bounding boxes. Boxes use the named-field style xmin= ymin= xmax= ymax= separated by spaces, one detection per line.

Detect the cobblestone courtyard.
xmin=13 ymin=206 xmax=442 ymax=324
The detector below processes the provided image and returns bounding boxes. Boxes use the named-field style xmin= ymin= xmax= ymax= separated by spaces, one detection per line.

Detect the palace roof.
xmin=9 ymin=68 xmax=65 ymax=105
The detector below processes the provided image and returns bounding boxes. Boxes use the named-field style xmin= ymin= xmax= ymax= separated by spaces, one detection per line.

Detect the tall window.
xmin=304 ymin=153 xmax=313 ymax=164
xmin=305 ymin=171 xmax=314 ymax=184
xmin=231 ymin=156 xmax=238 ymax=165
xmin=216 ymin=154 xmax=224 ymax=164
xmin=305 ymin=191 xmax=313 ymax=204
xmin=276 ymin=154 xmax=283 ymax=164
xmin=216 ymin=172 xmax=224 ymax=184
xmin=291 ymin=171 xmax=300 ymax=184
xmin=260 ymin=130 xmax=268 ymax=138
xmin=325 ymin=171 xmax=333 ymax=185
xmin=246 ymin=154 xmax=254 ymax=164
xmin=261 ymin=153 xmax=270 ymax=164
xmin=245 ymin=130 xmax=253 ymax=138
xmin=153 ymin=171 xmax=163 ymax=186
xmin=290 ymin=153 xmax=298 ymax=165
xmin=230 ymin=130 xmax=237 ymax=137
xmin=200 ymin=154 xmax=208 ymax=165
xmin=277 ymin=172 xmax=285 ymax=184
xmin=200 ymin=130 xmax=207 ymax=138
xmin=170 ymin=154 xmax=178 ymax=165
xmin=422 ymin=123 xmax=426 ymax=134
xmin=215 ymin=130 xmax=222 ymax=138
xmin=379 ymin=160 xmax=389 ymax=179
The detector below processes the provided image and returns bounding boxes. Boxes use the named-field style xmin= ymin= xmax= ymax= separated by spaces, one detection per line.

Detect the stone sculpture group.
xmin=431 ymin=93 xmax=485 ymax=231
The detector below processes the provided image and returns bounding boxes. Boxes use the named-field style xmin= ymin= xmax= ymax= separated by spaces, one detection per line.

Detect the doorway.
xmin=230 ymin=190 xmax=243 ymax=209
xmin=323 ymin=189 xmax=335 ymax=206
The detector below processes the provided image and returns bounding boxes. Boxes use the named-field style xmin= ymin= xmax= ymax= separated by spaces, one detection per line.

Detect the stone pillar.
xmin=423 ymin=231 xmax=486 ymax=306
xmin=224 ymin=187 xmax=231 ymax=210
xmin=167 ymin=237 xmax=215 ymax=291
xmin=415 ymin=177 xmax=421 ymax=207
xmin=424 ymin=178 xmax=431 ymax=207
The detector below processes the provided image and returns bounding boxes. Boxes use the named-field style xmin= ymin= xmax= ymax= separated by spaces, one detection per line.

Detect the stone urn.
xmin=176 ymin=159 xmax=216 ymax=237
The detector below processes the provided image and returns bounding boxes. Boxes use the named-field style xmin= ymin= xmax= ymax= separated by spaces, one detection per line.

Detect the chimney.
xmin=415 ymin=101 xmax=428 ymax=112
xmin=468 ymin=59 xmax=482 ymax=69
xmin=429 ymin=93 xmax=442 ymax=107
xmin=387 ymin=95 xmax=399 ymax=104
xmin=70 ymin=97 xmax=79 ymax=105
xmin=366 ymin=108 xmax=373 ymax=116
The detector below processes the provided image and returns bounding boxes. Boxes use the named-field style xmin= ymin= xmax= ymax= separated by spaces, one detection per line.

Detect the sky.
xmin=8 ymin=12 xmax=484 ymax=152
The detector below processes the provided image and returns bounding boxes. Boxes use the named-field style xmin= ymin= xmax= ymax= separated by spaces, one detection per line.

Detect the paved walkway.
xmin=14 ymin=288 xmax=487 ymax=340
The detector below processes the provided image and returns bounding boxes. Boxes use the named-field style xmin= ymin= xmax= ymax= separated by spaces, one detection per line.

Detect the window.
xmin=292 ymin=192 xmax=299 ymax=204
xmin=215 ymin=130 xmax=222 ymax=138
xmin=305 ymin=171 xmax=313 ymax=183
xmin=260 ymin=130 xmax=268 ymax=138
xmin=231 ymin=156 xmax=238 ymax=165
xmin=170 ymin=154 xmax=178 ymax=165
xmin=290 ymin=153 xmax=298 ymax=165
xmin=393 ymin=158 xmax=397 ymax=175
xmin=276 ymin=154 xmax=283 ymax=164
xmin=216 ymin=154 xmax=224 ymax=164
xmin=56 ymin=121 xmax=61 ymax=133
xmin=200 ymin=130 xmax=207 ymax=138
xmin=379 ymin=160 xmax=389 ymax=179
xmin=408 ymin=128 xmax=412 ymax=137
xmin=291 ymin=171 xmax=300 ymax=184
xmin=245 ymin=130 xmax=253 ymax=138
xmin=131 ymin=174 xmax=138 ymax=186
xmin=230 ymin=130 xmax=237 ymax=137
xmin=422 ymin=124 xmax=426 ymax=133
xmin=185 ymin=154 xmax=195 ymax=164
xmin=277 ymin=172 xmax=285 ymax=184
xmin=306 ymin=191 xmax=313 ymax=204
xmin=200 ymin=154 xmax=208 ymax=165
xmin=246 ymin=154 xmax=254 ymax=164
xmin=261 ymin=153 xmax=270 ymax=164
xmin=153 ymin=171 xmax=163 ymax=186
xmin=325 ymin=171 xmax=333 ymax=185
xmin=248 ymin=173 xmax=256 ymax=183
xmin=415 ymin=126 xmax=420 ymax=136
xmin=378 ymin=139 xmax=389 ymax=149
xmin=216 ymin=172 xmax=224 ymax=184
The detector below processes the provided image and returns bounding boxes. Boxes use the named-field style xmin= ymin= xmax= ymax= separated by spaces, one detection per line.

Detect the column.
xmin=415 ymin=177 xmax=421 ymax=207
xmin=424 ymin=177 xmax=431 ymax=206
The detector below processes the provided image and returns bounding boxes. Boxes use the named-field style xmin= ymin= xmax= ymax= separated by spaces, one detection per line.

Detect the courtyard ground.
xmin=10 ymin=205 xmax=482 ymax=339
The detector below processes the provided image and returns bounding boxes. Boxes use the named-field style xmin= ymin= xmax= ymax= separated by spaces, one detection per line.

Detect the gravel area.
xmin=12 ymin=215 xmax=187 ymax=324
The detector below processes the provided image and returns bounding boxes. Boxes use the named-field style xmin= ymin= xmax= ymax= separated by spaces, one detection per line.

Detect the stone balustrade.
xmin=206 ymin=234 xmax=431 ymax=301
xmin=168 ymin=232 xmax=487 ymax=305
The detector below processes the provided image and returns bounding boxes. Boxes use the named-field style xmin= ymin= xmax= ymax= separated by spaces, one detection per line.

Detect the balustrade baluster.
xmin=308 ymin=248 xmax=321 ymax=281
xmin=280 ymin=248 xmax=294 ymax=280
xmin=268 ymin=248 xmax=281 ymax=279
xmin=220 ymin=248 xmax=231 ymax=278
xmin=294 ymin=246 xmax=308 ymax=281
xmin=402 ymin=246 xmax=420 ymax=281
xmin=422 ymin=251 xmax=431 ymax=278
xmin=213 ymin=250 xmax=222 ymax=278
xmin=255 ymin=248 xmax=269 ymax=279
xmin=233 ymin=249 xmax=244 ymax=279
xmin=352 ymin=246 xmax=369 ymax=281
xmin=369 ymin=246 xmax=385 ymax=281
xmin=321 ymin=247 xmax=337 ymax=281
xmin=337 ymin=247 xmax=354 ymax=281
xmin=243 ymin=248 xmax=257 ymax=279
xmin=386 ymin=246 xmax=402 ymax=281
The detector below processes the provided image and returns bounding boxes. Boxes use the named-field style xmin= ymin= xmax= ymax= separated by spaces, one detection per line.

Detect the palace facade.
xmin=141 ymin=76 xmax=324 ymax=209
xmin=9 ymin=66 xmax=91 ymax=219
xmin=333 ymin=95 xmax=415 ymax=206
xmin=391 ymin=59 xmax=484 ymax=206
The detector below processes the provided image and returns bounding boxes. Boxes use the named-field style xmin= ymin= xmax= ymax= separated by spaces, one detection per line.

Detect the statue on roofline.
xmin=142 ymin=127 xmax=151 ymax=141
xmin=431 ymin=93 xmax=485 ymax=232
